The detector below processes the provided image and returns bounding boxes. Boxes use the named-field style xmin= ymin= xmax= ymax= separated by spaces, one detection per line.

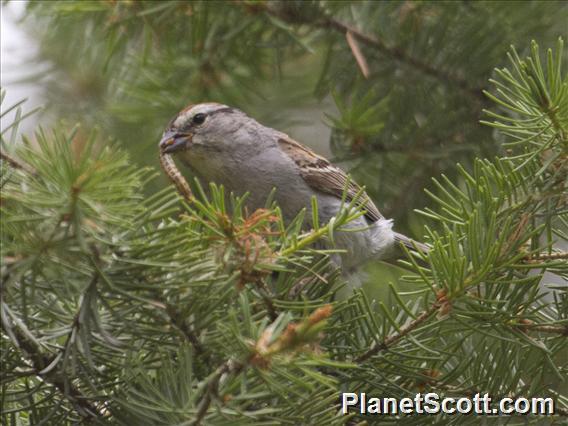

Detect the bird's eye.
xmin=192 ymin=113 xmax=206 ymax=125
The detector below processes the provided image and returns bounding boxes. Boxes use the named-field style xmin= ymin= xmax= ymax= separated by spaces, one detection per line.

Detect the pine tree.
xmin=1 ymin=1 xmax=567 ymax=424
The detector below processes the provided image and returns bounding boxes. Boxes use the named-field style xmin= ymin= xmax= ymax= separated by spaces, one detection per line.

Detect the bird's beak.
xmin=159 ymin=130 xmax=192 ymax=154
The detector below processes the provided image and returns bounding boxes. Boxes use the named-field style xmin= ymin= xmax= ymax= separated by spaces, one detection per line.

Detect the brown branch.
xmin=517 ymin=322 xmax=568 ymax=336
xmin=1 ymin=247 xmax=112 ymax=420
xmin=1 ymin=303 xmax=103 ymax=420
xmin=260 ymin=291 xmax=278 ymax=322
xmin=355 ymin=302 xmax=440 ymax=363
xmin=525 ymin=325 xmax=568 ymax=335
xmin=354 ymin=280 xmax=567 ymax=366
xmin=191 ymin=359 xmax=245 ymax=426
xmin=257 ymin=3 xmax=486 ymax=102
xmin=161 ymin=284 xmax=274 ymax=358
xmin=257 ymin=279 xmax=279 ymax=321
xmin=0 ymin=151 xmax=37 ymax=176
xmin=523 ymin=251 xmax=568 ymax=263
xmin=191 ymin=306 xmax=332 ymax=424
xmin=165 ymin=304 xmax=208 ymax=359
xmin=320 ymin=17 xmax=485 ymax=101
xmin=60 ymin=272 xmax=100 ymax=363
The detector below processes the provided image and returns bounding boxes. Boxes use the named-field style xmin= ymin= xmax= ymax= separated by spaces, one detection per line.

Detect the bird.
xmin=159 ymin=102 xmax=428 ymax=274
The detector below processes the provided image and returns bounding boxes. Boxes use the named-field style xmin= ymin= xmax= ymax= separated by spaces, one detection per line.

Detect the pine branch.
xmin=192 ymin=359 xmax=245 ymax=426
xmin=0 ymin=151 xmax=37 ymax=176
xmin=546 ymin=103 xmax=568 ymax=148
xmin=320 ymin=17 xmax=486 ymax=102
xmin=2 ymin=21 xmax=566 ymax=421
xmin=1 ymin=303 xmax=103 ymax=421
xmin=165 ymin=304 xmax=208 ymax=358
xmin=157 ymin=153 xmax=280 ymax=323
xmin=256 ymin=3 xmax=486 ymax=102
xmin=522 ymin=251 xmax=568 ymax=263
xmin=517 ymin=322 xmax=568 ymax=336
xmin=60 ymin=270 xmax=99 ymax=364
xmin=258 ymin=283 xmax=279 ymax=322
xmin=355 ymin=301 xmax=440 ymax=363
xmin=191 ymin=306 xmax=332 ymax=424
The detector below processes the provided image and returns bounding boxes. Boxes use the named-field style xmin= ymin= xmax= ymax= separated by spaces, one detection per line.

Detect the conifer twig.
xmin=1 ymin=303 xmax=103 ymax=420
xmin=0 ymin=151 xmax=37 ymax=175
xmin=321 ymin=17 xmax=485 ymax=100
xmin=259 ymin=287 xmax=279 ymax=322
xmin=255 ymin=3 xmax=486 ymax=102
xmin=517 ymin=323 xmax=568 ymax=336
xmin=192 ymin=359 xmax=245 ymax=426
xmin=165 ymin=304 xmax=208 ymax=358
xmin=522 ymin=251 xmax=568 ymax=263
xmin=191 ymin=307 xmax=331 ymax=424
xmin=355 ymin=302 xmax=440 ymax=363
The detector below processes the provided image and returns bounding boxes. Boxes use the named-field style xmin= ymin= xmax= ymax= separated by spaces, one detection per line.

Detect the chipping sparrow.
xmin=159 ymin=102 xmax=428 ymax=272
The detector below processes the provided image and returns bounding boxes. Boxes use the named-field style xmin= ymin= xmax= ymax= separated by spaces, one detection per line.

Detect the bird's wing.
xmin=277 ymin=136 xmax=383 ymax=222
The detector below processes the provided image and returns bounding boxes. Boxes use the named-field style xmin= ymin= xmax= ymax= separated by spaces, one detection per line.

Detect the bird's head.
xmin=159 ymin=102 xmax=247 ymax=154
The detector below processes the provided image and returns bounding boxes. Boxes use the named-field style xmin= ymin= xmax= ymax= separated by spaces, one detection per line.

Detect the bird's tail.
xmin=394 ymin=232 xmax=430 ymax=254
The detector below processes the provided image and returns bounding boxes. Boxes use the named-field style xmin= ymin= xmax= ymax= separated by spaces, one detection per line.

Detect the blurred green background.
xmin=2 ymin=0 xmax=567 ymax=297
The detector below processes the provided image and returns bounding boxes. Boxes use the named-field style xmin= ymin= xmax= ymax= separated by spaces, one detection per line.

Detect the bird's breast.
xmin=180 ymin=144 xmax=314 ymax=221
